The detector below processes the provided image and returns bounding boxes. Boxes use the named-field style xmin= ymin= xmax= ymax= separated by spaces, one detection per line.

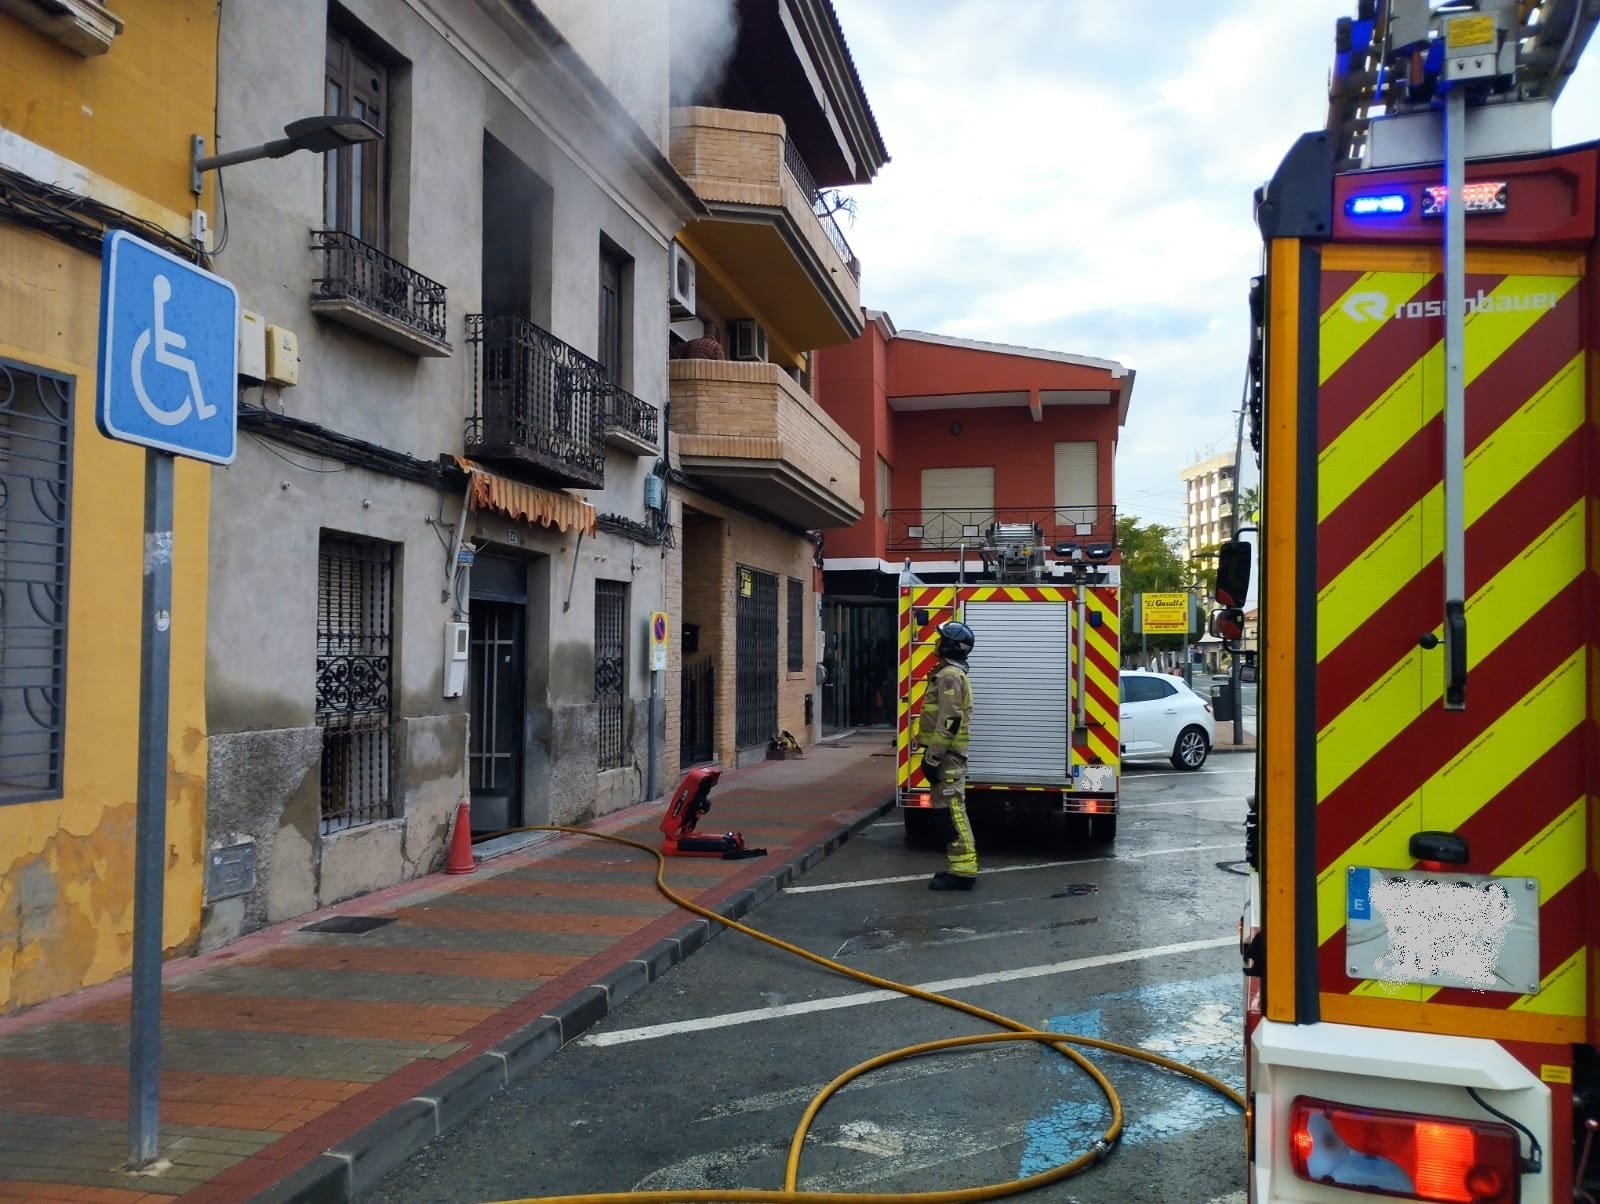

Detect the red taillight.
xmin=1084 ymin=799 xmax=1104 ymax=813
xmin=1288 ymin=1097 xmax=1520 ymax=1203
xmin=905 ymin=794 xmax=933 ymax=809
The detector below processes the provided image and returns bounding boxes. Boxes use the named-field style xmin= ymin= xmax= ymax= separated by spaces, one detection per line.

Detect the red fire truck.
xmin=1232 ymin=2 xmax=1599 ymax=1201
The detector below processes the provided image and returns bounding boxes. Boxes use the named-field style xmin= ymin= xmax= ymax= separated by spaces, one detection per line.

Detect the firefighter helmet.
xmin=936 ymin=621 xmax=975 ymax=663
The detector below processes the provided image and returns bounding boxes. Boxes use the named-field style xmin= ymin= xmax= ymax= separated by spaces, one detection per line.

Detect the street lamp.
xmin=190 ymin=115 xmax=383 ymax=195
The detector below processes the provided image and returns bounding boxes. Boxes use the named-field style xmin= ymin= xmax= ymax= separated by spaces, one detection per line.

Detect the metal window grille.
xmin=786 ymin=577 xmax=804 ymax=673
xmin=735 ymin=566 xmax=778 ymax=749
xmin=316 ymin=534 xmax=395 ymax=832
xmin=595 ymin=580 xmax=627 ymax=770
xmin=679 ymin=655 xmax=714 ymax=765
xmin=0 ymin=358 xmax=71 ymax=805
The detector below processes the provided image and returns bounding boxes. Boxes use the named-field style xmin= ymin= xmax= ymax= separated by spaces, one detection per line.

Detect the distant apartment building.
xmin=1180 ymin=451 xmax=1237 ymax=559
xmin=813 ymin=314 xmax=1135 ymax=731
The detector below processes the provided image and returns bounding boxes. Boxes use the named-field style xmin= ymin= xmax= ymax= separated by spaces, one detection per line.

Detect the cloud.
xmin=831 ymin=0 xmax=1600 ymax=533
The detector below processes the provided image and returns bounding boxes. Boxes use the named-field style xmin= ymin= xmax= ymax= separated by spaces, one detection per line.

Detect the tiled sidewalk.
xmin=0 ymin=736 xmax=896 ymax=1203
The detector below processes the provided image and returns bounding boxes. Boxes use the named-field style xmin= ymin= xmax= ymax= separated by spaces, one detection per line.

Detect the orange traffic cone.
xmin=444 ymin=799 xmax=476 ymax=875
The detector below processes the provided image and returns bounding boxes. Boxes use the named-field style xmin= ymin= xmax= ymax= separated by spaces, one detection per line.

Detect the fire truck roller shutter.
xmin=962 ymin=601 xmax=1071 ymax=785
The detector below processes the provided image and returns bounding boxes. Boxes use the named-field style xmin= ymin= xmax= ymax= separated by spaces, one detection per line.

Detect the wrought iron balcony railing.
xmin=310 ymin=229 xmax=448 ymax=349
xmin=884 ymin=505 xmax=1118 ymax=553
xmin=600 ymin=383 xmax=659 ymax=455
xmin=782 ymin=137 xmax=861 ymax=282
xmin=465 ymin=314 xmax=606 ymax=490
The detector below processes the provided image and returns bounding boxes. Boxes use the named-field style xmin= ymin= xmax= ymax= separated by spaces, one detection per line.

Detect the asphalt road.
xmin=371 ymin=758 xmax=1256 ymax=1204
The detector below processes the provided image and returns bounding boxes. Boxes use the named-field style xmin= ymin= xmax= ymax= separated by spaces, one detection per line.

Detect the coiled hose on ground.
xmin=485 ymin=824 xmax=1246 ymax=1204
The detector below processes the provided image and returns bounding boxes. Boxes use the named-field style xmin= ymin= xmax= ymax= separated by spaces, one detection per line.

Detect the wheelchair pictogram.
xmin=132 ymin=274 xmax=218 ymax=426
xmin=97 ymin=229 xmax=238 ymax=464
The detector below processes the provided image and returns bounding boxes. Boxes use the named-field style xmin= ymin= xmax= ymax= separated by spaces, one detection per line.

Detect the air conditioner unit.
xmin=669 ymin=241 xmax=696 ymax=318
xmin=731 ymin=319 xmax=768 ymax=363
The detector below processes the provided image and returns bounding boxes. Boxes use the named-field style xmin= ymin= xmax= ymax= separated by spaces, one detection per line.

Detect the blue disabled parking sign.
xmin=97 ymin=230 xmax=238 ymax=465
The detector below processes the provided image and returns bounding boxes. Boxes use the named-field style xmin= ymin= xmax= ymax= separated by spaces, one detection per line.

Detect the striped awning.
xmin=455 ymin=457 xmax=596 ymax=537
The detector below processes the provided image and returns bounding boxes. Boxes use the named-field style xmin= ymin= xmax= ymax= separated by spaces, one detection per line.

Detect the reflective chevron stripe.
xmin=1310 ymin=249 xmax=1588 ymax=1024
xmin=897 ymin=585 xmax=1121 ymax=791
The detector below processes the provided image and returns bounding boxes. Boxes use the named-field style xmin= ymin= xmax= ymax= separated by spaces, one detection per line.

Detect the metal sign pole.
xmin=129 ymin=447 xmax=175 ymax=1167
xmin=1441 ymin=82 xmax=1468 ymax=710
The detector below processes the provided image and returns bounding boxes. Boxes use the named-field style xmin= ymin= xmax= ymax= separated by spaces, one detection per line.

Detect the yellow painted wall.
xmin=0 ymin=1 xmax=218 ymax=217
xmin=0 ymin=0 xmax=216 ymax=1015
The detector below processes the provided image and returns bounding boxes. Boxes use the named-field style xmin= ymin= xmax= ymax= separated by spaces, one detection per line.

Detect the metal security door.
xmin=469 ymin=601 xmax=525 ymax=833
xmin=962 ymin=601 xmax=1071 ymax=784
xmin=735 ymin=566 xmax=778 ymax=749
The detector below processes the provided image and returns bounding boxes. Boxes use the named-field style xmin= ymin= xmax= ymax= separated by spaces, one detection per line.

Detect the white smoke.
xmin=670 ymin=0 xmax=741 ymax=106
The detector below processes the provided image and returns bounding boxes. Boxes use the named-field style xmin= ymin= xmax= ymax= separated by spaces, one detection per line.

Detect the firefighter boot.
xmin=928 ymin=871 xmax=976 ymax=891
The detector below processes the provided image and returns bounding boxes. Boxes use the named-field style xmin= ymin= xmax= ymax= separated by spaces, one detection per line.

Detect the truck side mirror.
xmin=1214 ymin=540 xmax=1252 ymax=607
xmin=1209 ymin=608 xmax=1245 ymax=645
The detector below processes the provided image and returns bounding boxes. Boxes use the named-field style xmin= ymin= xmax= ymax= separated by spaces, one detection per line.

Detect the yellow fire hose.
xmin=483 ymin=824 xmax=1247 ymax=1204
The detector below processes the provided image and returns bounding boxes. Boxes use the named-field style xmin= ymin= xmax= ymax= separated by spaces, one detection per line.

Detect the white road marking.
xmin=695 ymin=1045 xmax=1031 ymax=1121
xmin=1120 ymin=796 xmax=1248 ymax=810
xmin=785 ymin=842 xmax=1238 ymax=894
xmin=1124 ymin=766 xmax=1255 ymax=780
xmin=578 ymin=935 xmax=1235 ymax=1047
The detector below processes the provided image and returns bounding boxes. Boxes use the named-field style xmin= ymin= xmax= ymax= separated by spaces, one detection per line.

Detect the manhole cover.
xmin=300 ymin=915 xmax=395 ymax=934
xmin=1051 ymin=883 xmax=1099 ymax=898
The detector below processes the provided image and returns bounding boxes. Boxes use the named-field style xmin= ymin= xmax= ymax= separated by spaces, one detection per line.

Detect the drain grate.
xmin=300 ymin=915 xmax=395 ymax=935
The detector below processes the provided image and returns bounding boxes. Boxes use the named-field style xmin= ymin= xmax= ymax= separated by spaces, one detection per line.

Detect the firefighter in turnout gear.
xmin=919 ymin=621 xmax=977 ymax=890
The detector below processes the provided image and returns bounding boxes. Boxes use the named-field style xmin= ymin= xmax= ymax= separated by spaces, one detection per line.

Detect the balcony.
xmin=669 ymin=359 xmax=862 ymax=528
xmin=465 ymin=314 xmax=606 ymax=491
xmin=310 ymin=230 xmax=451 ymax=358
xmin=886 ymin=505 xmax=1119 ymax=556
xmin=669 ymin=107 xmax=863 ymax=349
xmin=601 ymin=384 xmax=659 ymax=457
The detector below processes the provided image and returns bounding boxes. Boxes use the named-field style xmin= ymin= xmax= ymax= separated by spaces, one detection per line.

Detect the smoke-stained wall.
xmin=202 ymin=0 xmax=688 ymax=948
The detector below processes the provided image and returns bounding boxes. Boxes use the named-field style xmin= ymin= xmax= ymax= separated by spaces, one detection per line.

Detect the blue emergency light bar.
xmin=1345 ymin=193 xmax=1409 ymax=217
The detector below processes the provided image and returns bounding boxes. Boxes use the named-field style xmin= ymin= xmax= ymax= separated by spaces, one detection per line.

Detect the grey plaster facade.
xmin=202 ymin=0 xmax=697 ymax=947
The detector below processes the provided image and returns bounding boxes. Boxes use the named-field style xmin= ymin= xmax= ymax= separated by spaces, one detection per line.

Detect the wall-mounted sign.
xmin=649 ymin=611 xmax=669 ymax=671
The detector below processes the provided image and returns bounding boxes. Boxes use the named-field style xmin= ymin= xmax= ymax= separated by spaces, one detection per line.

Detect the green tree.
xmin=1237 ymin=484 xmax=1260 ymax=528
xmin=1118 ymin=514 xmax=1190 ymax=659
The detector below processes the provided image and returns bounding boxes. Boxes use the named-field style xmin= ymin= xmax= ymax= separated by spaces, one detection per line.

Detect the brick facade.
xmin=668 ymin=359 xmax=863 ymax=518
xmin=661 ymin=486 xmax=818 ymax=788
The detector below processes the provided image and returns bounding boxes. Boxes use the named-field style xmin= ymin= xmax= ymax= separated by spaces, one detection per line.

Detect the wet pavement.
xmin=370 ymin=758 xmax=1256 ymax=1204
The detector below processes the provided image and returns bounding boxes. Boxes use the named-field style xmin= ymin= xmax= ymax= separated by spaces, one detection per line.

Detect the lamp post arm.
xmin=191 ymin=136 xmax=301 ymax=194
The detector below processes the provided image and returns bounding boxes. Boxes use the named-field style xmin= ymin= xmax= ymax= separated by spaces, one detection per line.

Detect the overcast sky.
xmin=829 ymin=0 xmax=1600 ymax=537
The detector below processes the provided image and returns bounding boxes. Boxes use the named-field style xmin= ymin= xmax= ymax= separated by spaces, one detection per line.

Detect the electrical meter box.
xmin=443 ymin=621 xmax=469 ymax=698
xmin=265 ymin=324 xmax=299 ymax=386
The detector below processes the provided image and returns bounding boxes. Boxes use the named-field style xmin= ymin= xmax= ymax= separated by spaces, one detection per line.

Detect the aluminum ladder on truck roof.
xmin=1327 ymin=0 xmax=1599 ymax=172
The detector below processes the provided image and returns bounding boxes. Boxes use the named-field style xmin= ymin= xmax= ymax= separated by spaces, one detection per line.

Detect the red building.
xmin=813 ymin=311 xmax=1136 ymax=731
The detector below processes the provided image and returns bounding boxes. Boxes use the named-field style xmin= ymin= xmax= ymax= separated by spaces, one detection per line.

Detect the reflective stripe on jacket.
xmin=918 ymin=660 xmax=972 ymax=763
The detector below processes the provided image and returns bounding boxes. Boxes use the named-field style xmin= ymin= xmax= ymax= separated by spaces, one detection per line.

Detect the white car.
xmin=1119 ymin=670 xmax=1215 ymax=770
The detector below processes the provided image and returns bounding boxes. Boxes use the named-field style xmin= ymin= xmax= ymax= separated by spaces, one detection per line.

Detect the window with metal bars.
xmin=315 ymin=533 xmax=396 ymax=832
xmin=595 ymin=580 xmax=627 ymax=770
xmin=0 ymin=357 xmax=71 ymax=805
xmin=786 ymin=577 xmax=804 ymax=673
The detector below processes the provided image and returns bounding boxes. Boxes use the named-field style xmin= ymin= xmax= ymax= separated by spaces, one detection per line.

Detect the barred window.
xmin=786 ymin=577 xmax=804 ymax=673
xmin=595 ymin=580 xmax=627 ymax=770
xmin=0 ymin=358 xmax=71 ymax=804
xmin=316 ymin=533 xmax=395 ymax=832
